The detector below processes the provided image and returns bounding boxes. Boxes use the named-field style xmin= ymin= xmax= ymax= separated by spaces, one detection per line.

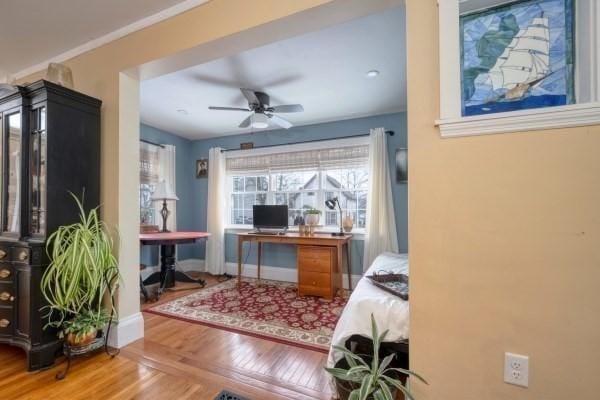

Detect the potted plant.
xmin=325 ymin=315 xmax=426 ymax=400
xmin=303 ymin=207 xmax=322 ymax=225
xmin=41 ymin=193 xmax=120 ymax=348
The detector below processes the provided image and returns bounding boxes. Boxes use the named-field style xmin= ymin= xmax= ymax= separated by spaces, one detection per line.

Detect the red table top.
xmin=139 ymin=231 xmax=210 ymax=242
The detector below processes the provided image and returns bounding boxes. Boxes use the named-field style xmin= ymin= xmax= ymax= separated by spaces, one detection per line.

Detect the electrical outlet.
xmin=504 ymin=353 xmax=529 ymax=387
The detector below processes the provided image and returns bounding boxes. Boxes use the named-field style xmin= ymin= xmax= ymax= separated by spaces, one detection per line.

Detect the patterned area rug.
xmin=146 ymin=278 xmax=347 ymax=352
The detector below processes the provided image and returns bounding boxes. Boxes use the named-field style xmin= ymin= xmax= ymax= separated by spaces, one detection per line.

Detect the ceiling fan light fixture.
xmin=252 ymin=113 xmax=269 ymax=129
xmin=365 ymin=69 xmax=380 ymax=78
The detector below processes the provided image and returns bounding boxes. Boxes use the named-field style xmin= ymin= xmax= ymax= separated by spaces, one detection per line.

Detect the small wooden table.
xmin=140 ymin=231 xmax=210 ymax=298
xmin=237 ymin=232 xmax=353 ymax=295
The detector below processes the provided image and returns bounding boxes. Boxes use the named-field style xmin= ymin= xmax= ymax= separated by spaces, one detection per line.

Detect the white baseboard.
xmin=140 ymin=258 xmax=206 ymax=280
xmin=141 ymin=258 xmax=363 ymax=289
xmin=225 ymin=262 xmax=363 ymax=289
xmin=108 ymin=312 xmax=144 ymax=348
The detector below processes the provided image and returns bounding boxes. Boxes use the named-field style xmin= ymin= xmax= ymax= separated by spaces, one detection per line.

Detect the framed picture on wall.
xmin=395 ymin=148 xmax=407 ymax=183
xmin=196 ymin=158 xmax=208 ymax=178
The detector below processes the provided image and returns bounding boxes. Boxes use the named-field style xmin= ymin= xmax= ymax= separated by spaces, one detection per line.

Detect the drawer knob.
xmin=0 ymin=269 xmax=10 ymax=279
xmin=18 ymin=251 xmax=28 ymax=261
xmin=0 ymin=292 xmax=13 ymax=302
xmin=0 ymin=250 xmax=6 ymax=259
xmin=0 ymin=319 xmax=9 ymax=328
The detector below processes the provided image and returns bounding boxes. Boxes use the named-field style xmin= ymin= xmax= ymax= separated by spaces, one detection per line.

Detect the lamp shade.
xmin=151 ymin=180 xmax=179 ymax=201
xmin=252 ymin=113 xmax=269 ymax=129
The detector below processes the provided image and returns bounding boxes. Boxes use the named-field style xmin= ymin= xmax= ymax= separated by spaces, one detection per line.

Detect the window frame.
xmin=224 ymin=137 xmax=370 ymax=234
xmin=436 ymin=0 xmax=600 ymax=137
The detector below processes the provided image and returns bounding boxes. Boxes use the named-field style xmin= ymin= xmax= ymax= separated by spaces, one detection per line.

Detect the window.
xmin=225 ymin=138 xmax=370 ymax=230
xmin=140 ymin=142 xmax=159 ymax=225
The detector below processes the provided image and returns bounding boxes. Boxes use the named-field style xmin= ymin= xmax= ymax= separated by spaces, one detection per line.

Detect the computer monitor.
xmin=253 ymin=205 xmax=288 ymax=231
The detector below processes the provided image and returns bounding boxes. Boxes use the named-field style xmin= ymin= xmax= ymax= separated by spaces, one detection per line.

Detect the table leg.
xmin=257 ymin=242 xmax=262 ymax=283
xmin=160 ymin=244 xmax=176 ymax=289
xmin=237 ymin=236 xmax=243 ymax=288
xmin=345 ymin=242 xmax=352 ymax=291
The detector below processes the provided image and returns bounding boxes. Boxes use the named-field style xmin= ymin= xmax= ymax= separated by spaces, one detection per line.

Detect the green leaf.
xmin=377 ymin=381 xmax=394 ymax=400
xmin=385 ymin=368 xmax=429 ymax=385
xmin=358 ymin=374 xmax=373 ymax=400
xmin=377 ymin=354 xmax=395 ymax=376
xmin=373 ymin=389 xmax=387 ymax=400
xmin=348 ymin=390 xmax=360 ymax=400
xmin=324 ymin=367 xmax=361 ymax=383
xmin=381 ymin=375 xmax=417 ymax=400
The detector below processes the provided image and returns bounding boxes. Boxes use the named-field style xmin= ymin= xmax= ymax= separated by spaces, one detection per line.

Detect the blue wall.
xmin=140 ymin=124 xmax=197 ymax=265
xmin=189 ymin=112 xmax=407 ymax=274
xmin=140 ymin=113 xmax=407 ymax=273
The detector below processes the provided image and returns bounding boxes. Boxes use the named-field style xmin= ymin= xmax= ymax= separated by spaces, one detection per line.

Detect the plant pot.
xmin=66 ymin=328 xmax=98 ymax=348
xmin=305 ymin=213 xmax=320 ymax=225
xmin=333 ymin=357 xmax=399 ymax=400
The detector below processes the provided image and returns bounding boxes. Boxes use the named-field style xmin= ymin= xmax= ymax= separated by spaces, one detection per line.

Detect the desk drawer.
xmin=299 ymin=270 xmax=330 ymax=289
xmin=0 ymin=264 xmax=13 ymax=282
xmin=298 ymin=246 xmax=333 ymax=273
xmin=0 ymin=282 xmax=15 ymax=305
xmin=298 ymin=284 xmax=332 ymax=298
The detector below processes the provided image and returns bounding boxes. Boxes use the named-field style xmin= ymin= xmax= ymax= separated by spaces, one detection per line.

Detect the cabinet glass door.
xmin=30 ymin=107 xmax=46 ymax=236
xmin=5 ymin=112 xmax=21 ymax=234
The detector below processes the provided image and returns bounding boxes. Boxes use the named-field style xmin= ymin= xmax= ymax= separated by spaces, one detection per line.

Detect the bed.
xmin=327 ymin=252 xmax=409 ymax=368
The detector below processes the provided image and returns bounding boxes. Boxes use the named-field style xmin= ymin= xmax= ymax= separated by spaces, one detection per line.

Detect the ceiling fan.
xmin=208 ymin=88 xmax=303 ymax=129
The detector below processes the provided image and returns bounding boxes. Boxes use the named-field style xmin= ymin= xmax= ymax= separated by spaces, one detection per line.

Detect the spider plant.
xmin=325 ymin=314 xmax=427 ymax=400
xmin=41 ymin=192 xmax=120 ymax=344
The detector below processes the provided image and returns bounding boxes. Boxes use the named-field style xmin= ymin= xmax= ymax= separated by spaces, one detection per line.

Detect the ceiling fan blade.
xmin=238 ymin=113 xmax=254 ymax=128
xmin=269 ymin=104 xmax=304 ymax=113
xmin=240 ymin=88 xmax=260 ymax=105
xmin=267 ymin=114 xmax=293 ymax=129
xmin=208 ymin=106 xmax=250 ymax=111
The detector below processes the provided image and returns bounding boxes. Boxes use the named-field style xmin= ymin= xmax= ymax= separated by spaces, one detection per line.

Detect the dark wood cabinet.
xmin=0 ymin=80 xmax=101 ymax=370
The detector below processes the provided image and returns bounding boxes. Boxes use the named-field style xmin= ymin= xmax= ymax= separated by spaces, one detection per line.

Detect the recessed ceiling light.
xmin=177 ymin=109 xmax=188 ymax=115
xmin=365 ymin=70 xmax=380 ymax=78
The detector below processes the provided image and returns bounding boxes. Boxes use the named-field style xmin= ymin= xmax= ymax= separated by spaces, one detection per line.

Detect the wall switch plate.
xmin=504 ymin=353 xmax=529 ymax=387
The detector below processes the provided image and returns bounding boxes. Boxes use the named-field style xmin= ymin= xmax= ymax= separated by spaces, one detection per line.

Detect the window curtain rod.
xmin=220 ymin=130 xmax=394 ymax=153
xmin=140 ymin=138 xmax=165 ymax=148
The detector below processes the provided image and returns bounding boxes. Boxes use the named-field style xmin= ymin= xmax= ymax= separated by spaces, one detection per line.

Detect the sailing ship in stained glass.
xmin=460 ymin=0 xmax=574 ymax=116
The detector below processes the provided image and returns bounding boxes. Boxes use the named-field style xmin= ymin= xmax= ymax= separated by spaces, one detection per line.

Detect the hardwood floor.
xmin=0 ymin=274 xmax=334 ymax=400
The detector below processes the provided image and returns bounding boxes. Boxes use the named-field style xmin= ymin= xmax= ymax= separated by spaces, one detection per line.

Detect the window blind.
xmin=226 ymin=144 xmax=369 ymax=173
xmin=140 ymin=142 xmax=159 ymax=184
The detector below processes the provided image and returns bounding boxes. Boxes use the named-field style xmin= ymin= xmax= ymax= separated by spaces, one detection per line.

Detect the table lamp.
xmin=325 ymin=197 xmax=345 ymax=236
xmin=151 ymin=180 xmax=179 ymax=232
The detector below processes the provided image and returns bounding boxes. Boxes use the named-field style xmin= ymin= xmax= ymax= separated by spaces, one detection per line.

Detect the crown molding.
xmin=12 ymin=0 xmax=211 ymax=81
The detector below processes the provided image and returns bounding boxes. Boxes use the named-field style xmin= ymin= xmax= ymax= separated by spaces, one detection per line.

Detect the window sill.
xmin=436 ymin=102 xmax=600 ymax=138
xmin=225 ymin=226 xmax=365 ymax=240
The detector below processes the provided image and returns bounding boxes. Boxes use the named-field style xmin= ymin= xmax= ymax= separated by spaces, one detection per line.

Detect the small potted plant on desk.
xmin=303 ymin=206 xmax=322 ymax=227
xmin=325 ymin=315 xmax=427 ymax=400
xmin=41 ymin=193 xmax=121 ymax=379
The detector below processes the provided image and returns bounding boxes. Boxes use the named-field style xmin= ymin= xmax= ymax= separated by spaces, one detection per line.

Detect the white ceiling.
xmin=0 ymin=0 xmax=191 ymax=77
xmin=140 ymin=7 xmax=406 ymax=140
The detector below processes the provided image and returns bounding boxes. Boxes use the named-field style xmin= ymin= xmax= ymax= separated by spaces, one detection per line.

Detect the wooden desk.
xmin=236 ymin=232 xmax=353 ymax=297
xmin=140 ymin=231 xmax=210 ymax=298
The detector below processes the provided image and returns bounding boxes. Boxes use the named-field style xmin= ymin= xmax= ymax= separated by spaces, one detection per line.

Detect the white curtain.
xmin=155 ymin=144 xmax=177 ymax=232
xmin=205 ymin=147 xmax=226 ymax=275
xmin=363 ymin=127 xmax=398 ymax=270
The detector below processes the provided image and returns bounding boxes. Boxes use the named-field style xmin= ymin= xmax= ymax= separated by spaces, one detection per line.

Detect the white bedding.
xmin=327 ymin=252 xmax=409 ymax=367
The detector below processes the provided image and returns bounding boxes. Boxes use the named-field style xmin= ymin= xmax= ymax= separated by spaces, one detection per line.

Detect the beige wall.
xmin=407 ymin=1 xmax=600 ymax=399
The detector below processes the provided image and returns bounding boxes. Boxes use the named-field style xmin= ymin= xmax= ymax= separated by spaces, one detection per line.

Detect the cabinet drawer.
xmin=299 ymin=256 xmax=331 ymax=273
xmin=298 ymin=284 xmax=332 ymax=298
xmin=299 ymin=270 xmax=331 ymax=289
xmin=0 ymin=246 xmax=9 ymax=262
xmin=11 ymin=247 xmax=30 ymax=264
xmin=0 ymin=282 xmax=15 ymax=305
xmin=0 ymin=264 xmax=13 ymax=282
xmin=0 ymin=306 xmax=13 ymax=336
